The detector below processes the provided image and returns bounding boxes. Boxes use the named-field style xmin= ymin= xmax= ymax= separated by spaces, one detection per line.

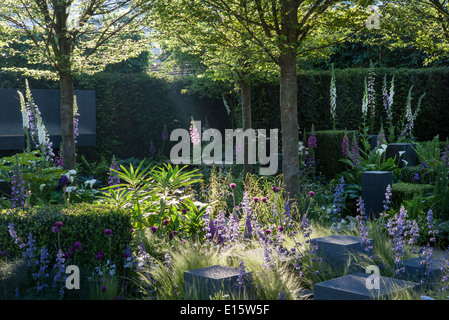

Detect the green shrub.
xmin=392 ymin=182 xmax=434 ymax=208
xmin=314 ymin=130 xmax=357 ymax=180
xmin=0 ymin=203 xmax=133 ymax=272
xmin=398 ymin=165 xmax=438 ymax=184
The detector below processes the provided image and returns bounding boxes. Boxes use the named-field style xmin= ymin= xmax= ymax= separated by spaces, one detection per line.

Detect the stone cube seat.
xmin=314 ymin=273 xmax=420 ymax=300
xmin=404 ymin=257 xmax=447 ymax=281
xmin=184 ymin=265 xmax=252 ymax=300
xmin=314 ymin=234 xmax=374 ymax=272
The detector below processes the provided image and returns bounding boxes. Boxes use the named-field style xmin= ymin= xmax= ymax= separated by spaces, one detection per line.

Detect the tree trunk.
xmin=60 ymin=72 xmax=76 ymax=170
xmin=279 ymin=52 xmax=300 ymax=198
xmin=240 ymin=79 xmax=252 ymax=177
xmin=279 ymin=0 xmax=300 ymax=198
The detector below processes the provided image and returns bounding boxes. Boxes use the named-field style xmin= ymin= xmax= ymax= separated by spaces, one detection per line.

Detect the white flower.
xmin=398 ymin=151 xmax=406 ymax=157
xmin=376 ymin=144 xmax=388 ymax=156
xmin=39 ymin=184 xmax=46 ymax=192
xmin=66 ymin=170 xmax=77 ymax=183
xmin=84 ymin=179 xmax=96 ymax=189
xmin=37 ymin=121 xmax=47 ymax=146
xmin=65 ymin=186 xmax=77 ymax=193
xmin=18 ymin=91 xmax=29 ymax=129
xmin=362 ymin=78 xmax=369 ymax=118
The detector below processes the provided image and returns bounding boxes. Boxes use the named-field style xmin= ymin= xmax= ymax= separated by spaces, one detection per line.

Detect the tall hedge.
xmin=314 ymin=130 xmax=357 ymax=180
xmin=1 ymin=67 xmax=449 ymax=163
xmin=247 ymin=67 xmax=449 ymax=142
xmin=0 ymin=71 xmax=231 ymax=162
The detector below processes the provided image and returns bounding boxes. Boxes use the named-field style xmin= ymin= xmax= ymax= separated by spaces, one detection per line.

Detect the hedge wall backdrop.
xmin=1 ymin=67 xmax=448 ymax=163
xmin=246 ymin=67 xmax=449 ymax=142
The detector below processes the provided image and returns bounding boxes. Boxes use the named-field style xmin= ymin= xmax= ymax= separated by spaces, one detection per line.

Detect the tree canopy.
xmin=0 ymin=0 xmax=152 ymax=170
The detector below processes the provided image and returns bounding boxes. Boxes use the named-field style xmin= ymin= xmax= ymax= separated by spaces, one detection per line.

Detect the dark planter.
xmin=385 ymin=143 xmax=418 ymax=168
xmin=361 ymin=171 xmax=392 ymax=219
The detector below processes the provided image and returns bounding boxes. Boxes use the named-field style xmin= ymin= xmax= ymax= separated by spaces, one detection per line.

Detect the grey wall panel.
xmin=0 ymin=88 xmax=96 ymax=150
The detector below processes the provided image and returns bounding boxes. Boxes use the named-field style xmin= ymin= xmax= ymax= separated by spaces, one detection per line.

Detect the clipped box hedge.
xmin=392 ymin=182 xmax=435 ymax=206
xmin=398 ymin=165 xmax=438 ymax=185
xmin=0 ymin=203 xmax=133 ymax=271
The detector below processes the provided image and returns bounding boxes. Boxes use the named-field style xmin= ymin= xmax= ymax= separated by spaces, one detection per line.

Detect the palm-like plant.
xmin=100 ymin=162 xmax=203 ymax=230
xmin=100 ymin=160 xmax=153 ymax=229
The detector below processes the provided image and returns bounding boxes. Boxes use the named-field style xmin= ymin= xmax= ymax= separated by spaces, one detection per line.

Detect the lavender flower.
xmin=420 ymin=210 xmax=436 ymax=282
xmin=164 ymin=251 xmax=172 ymax=268
xmin=148 ymin=141 xmax=157 ymax=158
xmin=387 ymin=206 xmax=415 ymax=274
xmin=161 ymin=125 xmax=169 ymax=141
xmin=35 ymin=246 xmax=50 ymax=291
xmin=281 ymin=201 xmax=296 ymax=236
xmin=332 ymin=176 xmax=345 ymax=229
xmin=53 ymin=249 xmax=66 ymax=296
xmin=349 ymin=136 xmax=360 ymax=167
xmin=262 ymin=243 xmax=273 ymax=269
xmin=228 ymin=213 xmax=241 ymax=243
xmin=341 ymin=133 xmax=350 ymax=158
xmin=108 ymin=155 xmax=120 ymax=188
xmin=8 ymin=223 xmax=25 ymax=249
xmin=24 ymin=233 xmax=39 ymax=267
xmin=11 ymin=163 xmax=25 ymax=208
xmin=356 ymin=197 xmax=373 ymax=258
xmin=381 ymin=184 xmax=392 ymax=217
xmin=235 ymin=261 xmax=249 ymax=296
xmin=278 ymin=291 xmax=286 ymax=300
